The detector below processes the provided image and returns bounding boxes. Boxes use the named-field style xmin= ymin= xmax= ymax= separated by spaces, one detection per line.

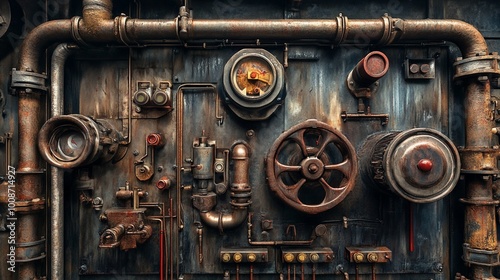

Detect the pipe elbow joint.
xmin=199 ymin=208 xmax=248 ymax=232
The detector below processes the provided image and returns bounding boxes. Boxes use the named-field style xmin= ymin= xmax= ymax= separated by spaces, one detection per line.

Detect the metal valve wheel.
xmin=266 ymin=119 xmax=357 ymax=214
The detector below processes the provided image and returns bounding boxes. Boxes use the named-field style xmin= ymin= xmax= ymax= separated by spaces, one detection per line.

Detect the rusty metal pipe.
xmin=199 ymin=209 xmax=248 ymax=230
xmin=18 ymin=20 xmax=72 ymax=72
xmin=199 ymin=144 xmax=251 ymax=230
xmin=396 ymin=19 xmax=488 ymax=58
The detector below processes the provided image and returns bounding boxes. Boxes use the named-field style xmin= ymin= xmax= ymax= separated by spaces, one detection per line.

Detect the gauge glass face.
xmin=232 ymin=56 xmax=275 ymax=100
xmin=50 ymin=128 xmax=86 ymax=161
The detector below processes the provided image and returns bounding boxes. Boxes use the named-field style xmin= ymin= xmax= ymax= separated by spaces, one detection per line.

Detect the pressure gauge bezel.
xmin=229 ymin=53 xmax=278 ymax=102
xmin=221 ymin=48 xmax=286 ymax=118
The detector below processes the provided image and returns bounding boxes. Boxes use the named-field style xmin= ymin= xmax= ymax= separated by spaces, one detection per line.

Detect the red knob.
xmin=417 ymin=159 xmax=433 ymax=172
xmin=250 ymin=72 xmax=258 ymax=79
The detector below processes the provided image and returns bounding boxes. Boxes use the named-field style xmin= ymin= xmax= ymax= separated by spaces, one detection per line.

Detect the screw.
xmin=133 ymin=150 xmax=139 ymax=156
xmin=79 ymin=264 xmax=88 ymax=274
xmin=246 ymin=130 xmax=255 ymax=138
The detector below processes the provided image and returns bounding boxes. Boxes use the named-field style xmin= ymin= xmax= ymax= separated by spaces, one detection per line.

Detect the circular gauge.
xmin=48 ymin=126 xmax=87 ymax=162
xmin=221 ymin=49 xmax=286 ymax=120
xmin=230 ymin=54 xmax=277 ymax=101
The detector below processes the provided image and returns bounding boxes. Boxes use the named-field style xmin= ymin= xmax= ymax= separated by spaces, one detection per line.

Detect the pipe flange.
xmin=114 ymin=15 xmax=138 ymax=46
xmin=377 ymin=14 xmax=398 ymax=46
xmin=463 ymin=243 xmax=500 ymax=267
xmin=10 ymin=69 xmax=47 ymax=92
xmin=453 ymin=52 xmax=500 ymax=80
xmin=458 ymin=147 xmax=500 ymax=172
xmin=70 ymin=16 xmax=92 ymax=48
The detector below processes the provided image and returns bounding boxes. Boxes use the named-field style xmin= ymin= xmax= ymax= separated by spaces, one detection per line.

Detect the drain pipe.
xmin=49 ymin=43 xmax=75 ymax=280
xmin=198 ymin=144 xmax=251 ymax=232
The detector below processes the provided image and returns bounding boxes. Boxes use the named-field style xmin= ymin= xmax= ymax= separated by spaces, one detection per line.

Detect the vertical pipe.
xmin=50 ymin=43 xmax=74 ymax=280
xmin=463 ymin=80 xmax=496 ymax=279
xmin=17 ymin=91 xmax=43 ymax=279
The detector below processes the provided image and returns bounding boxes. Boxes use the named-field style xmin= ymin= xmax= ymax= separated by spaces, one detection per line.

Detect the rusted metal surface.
xmin=350 ymin=51 xmax=389 ymax=89
xmin=2 ymin=1 xmax=500 ymax=279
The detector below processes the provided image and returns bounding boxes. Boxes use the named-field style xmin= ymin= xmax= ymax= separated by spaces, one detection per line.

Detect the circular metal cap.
xmin=383 ymin=128 xmax=460 ymax=203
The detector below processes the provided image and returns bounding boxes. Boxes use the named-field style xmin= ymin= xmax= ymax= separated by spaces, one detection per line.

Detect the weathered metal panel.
xmin=0 ymin=0 xmax=499 ymax=279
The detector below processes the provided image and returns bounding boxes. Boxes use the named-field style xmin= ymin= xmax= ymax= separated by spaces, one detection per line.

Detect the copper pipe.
xmin=197 ymin=226 xmax=203 ymax=264
xmin=198 ymin=144 xmax=251 ymax=230
xmin=169 ymin=198 xmax=174 ymax=280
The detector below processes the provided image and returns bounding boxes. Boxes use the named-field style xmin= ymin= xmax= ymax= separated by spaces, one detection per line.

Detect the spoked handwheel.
xmin=266 ymin=119 xmax=358 ymax=214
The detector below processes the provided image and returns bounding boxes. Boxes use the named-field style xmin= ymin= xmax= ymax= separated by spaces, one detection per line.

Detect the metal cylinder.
xmin=359 ymin=128 xmax=460 ymax=203
xmin=230 ymin=144 xmax=251 ymax=208
xmin=38 ymin=114 xmax=122 ymax=169
xmin=192 ymin=136 xmax=214 ymax=180
xmin=351 ymin=51 xmax=389 ymax=87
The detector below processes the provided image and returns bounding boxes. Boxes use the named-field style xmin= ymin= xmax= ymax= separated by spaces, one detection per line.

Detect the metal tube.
xmin=396 ymin=19 xmax=488 ymax=58
xmin=18 ymin=20 xmax=72 ymax=72
xmin=16 ymin=91 xmax=44 ymax=279
xmin=199 ymin=209 xmax=248 ymax=230
xmin=186 ymin=19 xmax=337 ymax=40
xmin=198 ymin=144 xmax=251 ymax=230
xmin=50 ymin=43 xmax=74 ymax=280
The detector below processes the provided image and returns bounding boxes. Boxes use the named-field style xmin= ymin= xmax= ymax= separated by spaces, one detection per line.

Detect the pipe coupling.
xmin=454 ymin=52 xmax=500 ymax=80
xmin=10 ymin=69 xmax=47 ymax=92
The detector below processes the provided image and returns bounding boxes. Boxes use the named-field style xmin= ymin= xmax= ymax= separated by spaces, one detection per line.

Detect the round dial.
xmin=50 ymin=128 xmax=86 ymax=162
xmin=231 ymin=55 xmax=276 ymax=100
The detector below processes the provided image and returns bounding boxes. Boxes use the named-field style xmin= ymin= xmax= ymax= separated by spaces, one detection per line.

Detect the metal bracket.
xmin=454 ymin=52 xmax=500 ymax=80
xmin=341 ymin=111 xmax=389 ymax=126
xmin=10 ymin=69 xmax=47 ymax=92
xmin=463 ymin=243 xmax=500 ymax=266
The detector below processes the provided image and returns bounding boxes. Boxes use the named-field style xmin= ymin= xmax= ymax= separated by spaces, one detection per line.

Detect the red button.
xmin=417 ymin=159 xmax=433 ymax=172
xmin=250 ymin=72 xmax=258 ymax=79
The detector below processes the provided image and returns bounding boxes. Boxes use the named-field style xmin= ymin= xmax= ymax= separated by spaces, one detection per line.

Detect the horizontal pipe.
xmin=186 ymin=19 xmax=338 ymax=40
xmin=396 ymin=19 xmax=488 ymax=58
